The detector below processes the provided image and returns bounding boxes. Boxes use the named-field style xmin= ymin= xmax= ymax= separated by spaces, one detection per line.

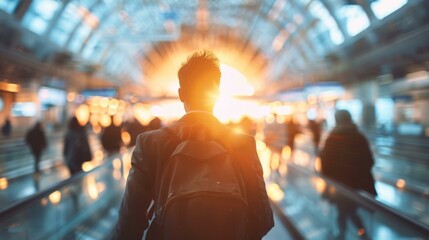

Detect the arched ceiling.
xmin=1 ymin=0 xmax=428 ymax=97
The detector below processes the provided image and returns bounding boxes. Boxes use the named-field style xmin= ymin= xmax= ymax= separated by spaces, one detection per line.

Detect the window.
xmin=21 ymin=0 xmax=61 ymax=35
xmin=49 ymin=2 xmax=82 ymax=46
xmin=337 ymin=5 xmax=370 ymax=36
xmin=308 ymin=0 xmax=344 ymax=45
xmin=0 ymin=0 xmax=19 ymax=14
xmin=371 ymin=0 xmax=407 ymax=19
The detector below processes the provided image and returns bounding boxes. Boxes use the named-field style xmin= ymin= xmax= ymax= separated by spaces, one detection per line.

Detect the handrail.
xmin=0 ymin=152 xmax=123 ymax=222
xmin=288 ymin=163 xmax=429 ymax=237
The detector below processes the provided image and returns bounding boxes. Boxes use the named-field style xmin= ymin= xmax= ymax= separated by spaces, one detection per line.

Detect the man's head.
xmin=335 ymin=109 xmax=353 ymax=125
xmin=178 ymin=50 xmax=221 ymax=112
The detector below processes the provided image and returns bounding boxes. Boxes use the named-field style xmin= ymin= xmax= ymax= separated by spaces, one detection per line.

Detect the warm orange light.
xmin=99 ymin=114 xmax=111 ymax=127
xmin=267 ymin=183 xmax=285 ymax=202
xmin=99 ymin=97 xmax=109 ymax=108
xmin=49 ymin=191 xmax=62 ymax=204
xmin=41 ymin=198 xmax=48 ymax=206
xmin=281 ymin=146 xmax=291 ymax=161
xmin=219 ymin=63 xmax=255 ymax=97
xmin=121 ymin=131 xmax=131 ymax=146
xmin=396 ymin=179 xmax=406 ymax=189
xmin=0 ymin=177 xmax=8 ymax=190
xmin=82 ymin=162 xmax=94 ymax=172
xmin=93 ymin=125 xmax=101 ymax=134
xmin=67 ymin=92 xmax=76 ymax=102
xmin=113 ymin=158 xmax=122 ymax=170
xmin=75 ymin=104 xmax=90 ymax=125
xmin=214 ymin=97 xmax=262 ymax=123
xmin=314 ymin=157 xmax=322 ymax=173
xmin=312 ymin=177 xmax=327 ymax=193
xmin=87 ymin=176 xmax=98 ymax=200
xmin=113 ymin=114 xmax=122 ymax=126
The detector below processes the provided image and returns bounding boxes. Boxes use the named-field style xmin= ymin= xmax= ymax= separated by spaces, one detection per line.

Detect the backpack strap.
xmin=147 ymin=126 xmax=181 ymax=221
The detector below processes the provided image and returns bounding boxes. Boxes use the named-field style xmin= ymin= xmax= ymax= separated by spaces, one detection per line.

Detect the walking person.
xmin=63 ymin=117 xmax=92 ymax=175
xmin=113 ymin=50 xmax=274 ymax=240
xmin=25 ymin=122 xmax=47 ymax=174
xmin=308 ymin=119 xmax=321 ymax=154
xmin=320 ymin=110 xmax=377 ymax=239
xmin=1 ymin=117 xmax=12 ymax=137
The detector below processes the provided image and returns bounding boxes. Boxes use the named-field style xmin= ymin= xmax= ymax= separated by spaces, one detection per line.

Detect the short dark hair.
xmin=335 ymin=110 xmax=352 ymax=125
xmin=178 ymin=50 xmax=221 ymax=103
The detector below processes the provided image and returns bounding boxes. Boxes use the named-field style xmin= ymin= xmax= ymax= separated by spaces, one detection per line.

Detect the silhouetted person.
xmin=308 ymin=119 xmax=321 ymax=154
xmin=239 ymin=116 xmax=256 ymax=136
xmin=320 ymin=110 xmax=377 ymax=239
xmin=101 ymin=117 xmax=122 ymax=154
xmin=124 ymin=117 xmax=146 ymax=147
xmin=113 ymin=51 xmax=273 ymax=239
xmin=63 ymin=117 xmax=92 ymax=175
xmin=285 ymin=118 xmax=300 ymax=154
xmin=25 ymin=122 xmax=47 ymax=174
xmin=1 ymin=117 xmax=11 ymax=137
xmin=147 ymin=117 xmax=162 ymax=131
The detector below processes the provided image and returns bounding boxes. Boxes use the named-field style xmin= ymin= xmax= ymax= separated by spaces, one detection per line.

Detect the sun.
xmin=219 ymin=63 xmax=255 ymax=97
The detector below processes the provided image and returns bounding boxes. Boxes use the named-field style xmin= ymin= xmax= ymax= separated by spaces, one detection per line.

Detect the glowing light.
xmin=113 ymin=158 xmax=122 ymax=170
xmin=314 ymin=157 xmax=322 ymax=173
xmin=275 ymin=105 xmax=293 ymax=115
xmin=41 ymin=198 xmax=48 ymax=206
xmin=49 ymin=191 xmax=62 ymax=204
xmin=113 ymin=114 xmax=122 ymax=126
xmin=133 ymin=103 xmax=152 ymax=125
xmin=281 ymin=146 xmax=291 ymax=161
xmin=99 ymin=97 xmax=109 ymax=108
xmin=396 ymin=179 xmax=406 ymax=189
xmin=109 ymin=98 xmax=119 ymax=108
xmin=99 ymin=114 xmax=111 ymax=127
xmin=266 ymin=114 xmax=276 ymax=124
xmin=278 ymin=162 xmax=288 ymax=176
xmin=87 ymin=176 xmax=98 ymax=200
xmin=214 ymin=97 xmax=262 ymax=123
xmin=67 ymin=92 xmax=76 ymax=102
xmin=219 ymin=64 xmax=255 ymax=97
xmin=82 ymin=162 xmax=95 ymax=172
xmin=312 ymin=177 xmax=327 ymax=193
xmin=358 ymin=228 xmax=366 ymax=237
xmin=121 ymin=131 xmax=131 ymax=146
xmin=75 ymin=104 xmax=90 ymax=125
xmin=0 ymin=177 xmax=8 ymax=190
xmin=151 ymin=105 xmax=164 ymax=117
xmin=267 ymin=183 xmax=285 ymax=202
xmin=93 ymin=125 xmax=101 ymax=134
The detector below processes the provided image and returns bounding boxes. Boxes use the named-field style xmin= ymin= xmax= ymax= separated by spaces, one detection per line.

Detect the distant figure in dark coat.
xmin=25 ymin=122 xmax=47 ymax=174
xmin=285 ymin=118 xmax=300 ymax=154
xmin=308 ymin=119 xmax=321 ymax=154
xmin=320 ymin=109 xmax=377 ymax=239
xmin=147 ymin=117 xmax=162 ymax=131
xmin=101 ymin=118 xmax=122 ymax=154
xmin=64 ymin=117 xmax=92 ymax=175
xmin=1 ymin=117 xmax=12 ymax=137
xmin=124 ymin=117 xmax=146 ymax=147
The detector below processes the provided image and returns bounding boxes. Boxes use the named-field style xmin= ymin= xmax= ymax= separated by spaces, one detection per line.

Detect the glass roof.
xmin=0 ymin=0 xmax=411 ymax=87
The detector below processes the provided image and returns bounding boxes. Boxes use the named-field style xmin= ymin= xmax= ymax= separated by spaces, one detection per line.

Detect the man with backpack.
xmin=113 ymin=50 xmax=274 ymax=240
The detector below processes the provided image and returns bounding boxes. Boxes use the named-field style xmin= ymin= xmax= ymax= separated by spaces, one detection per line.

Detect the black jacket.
xmin=113 ymin=112 xmax=274 ymax=239
xmin=320 ymin=123 xmax=377 ymax=196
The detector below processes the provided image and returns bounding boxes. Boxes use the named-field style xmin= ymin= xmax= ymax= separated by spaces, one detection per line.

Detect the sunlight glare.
xmin=219 ymin=63 xmax=255 ymax=97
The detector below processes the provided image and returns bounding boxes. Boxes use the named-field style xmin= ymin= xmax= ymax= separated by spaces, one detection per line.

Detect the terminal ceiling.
xmin=1 ymin=0 xmax=428 ymax=97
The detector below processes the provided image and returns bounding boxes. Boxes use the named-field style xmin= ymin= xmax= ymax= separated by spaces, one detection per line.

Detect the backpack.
xmin=154 ymin=123 xmax=248 ymax=240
